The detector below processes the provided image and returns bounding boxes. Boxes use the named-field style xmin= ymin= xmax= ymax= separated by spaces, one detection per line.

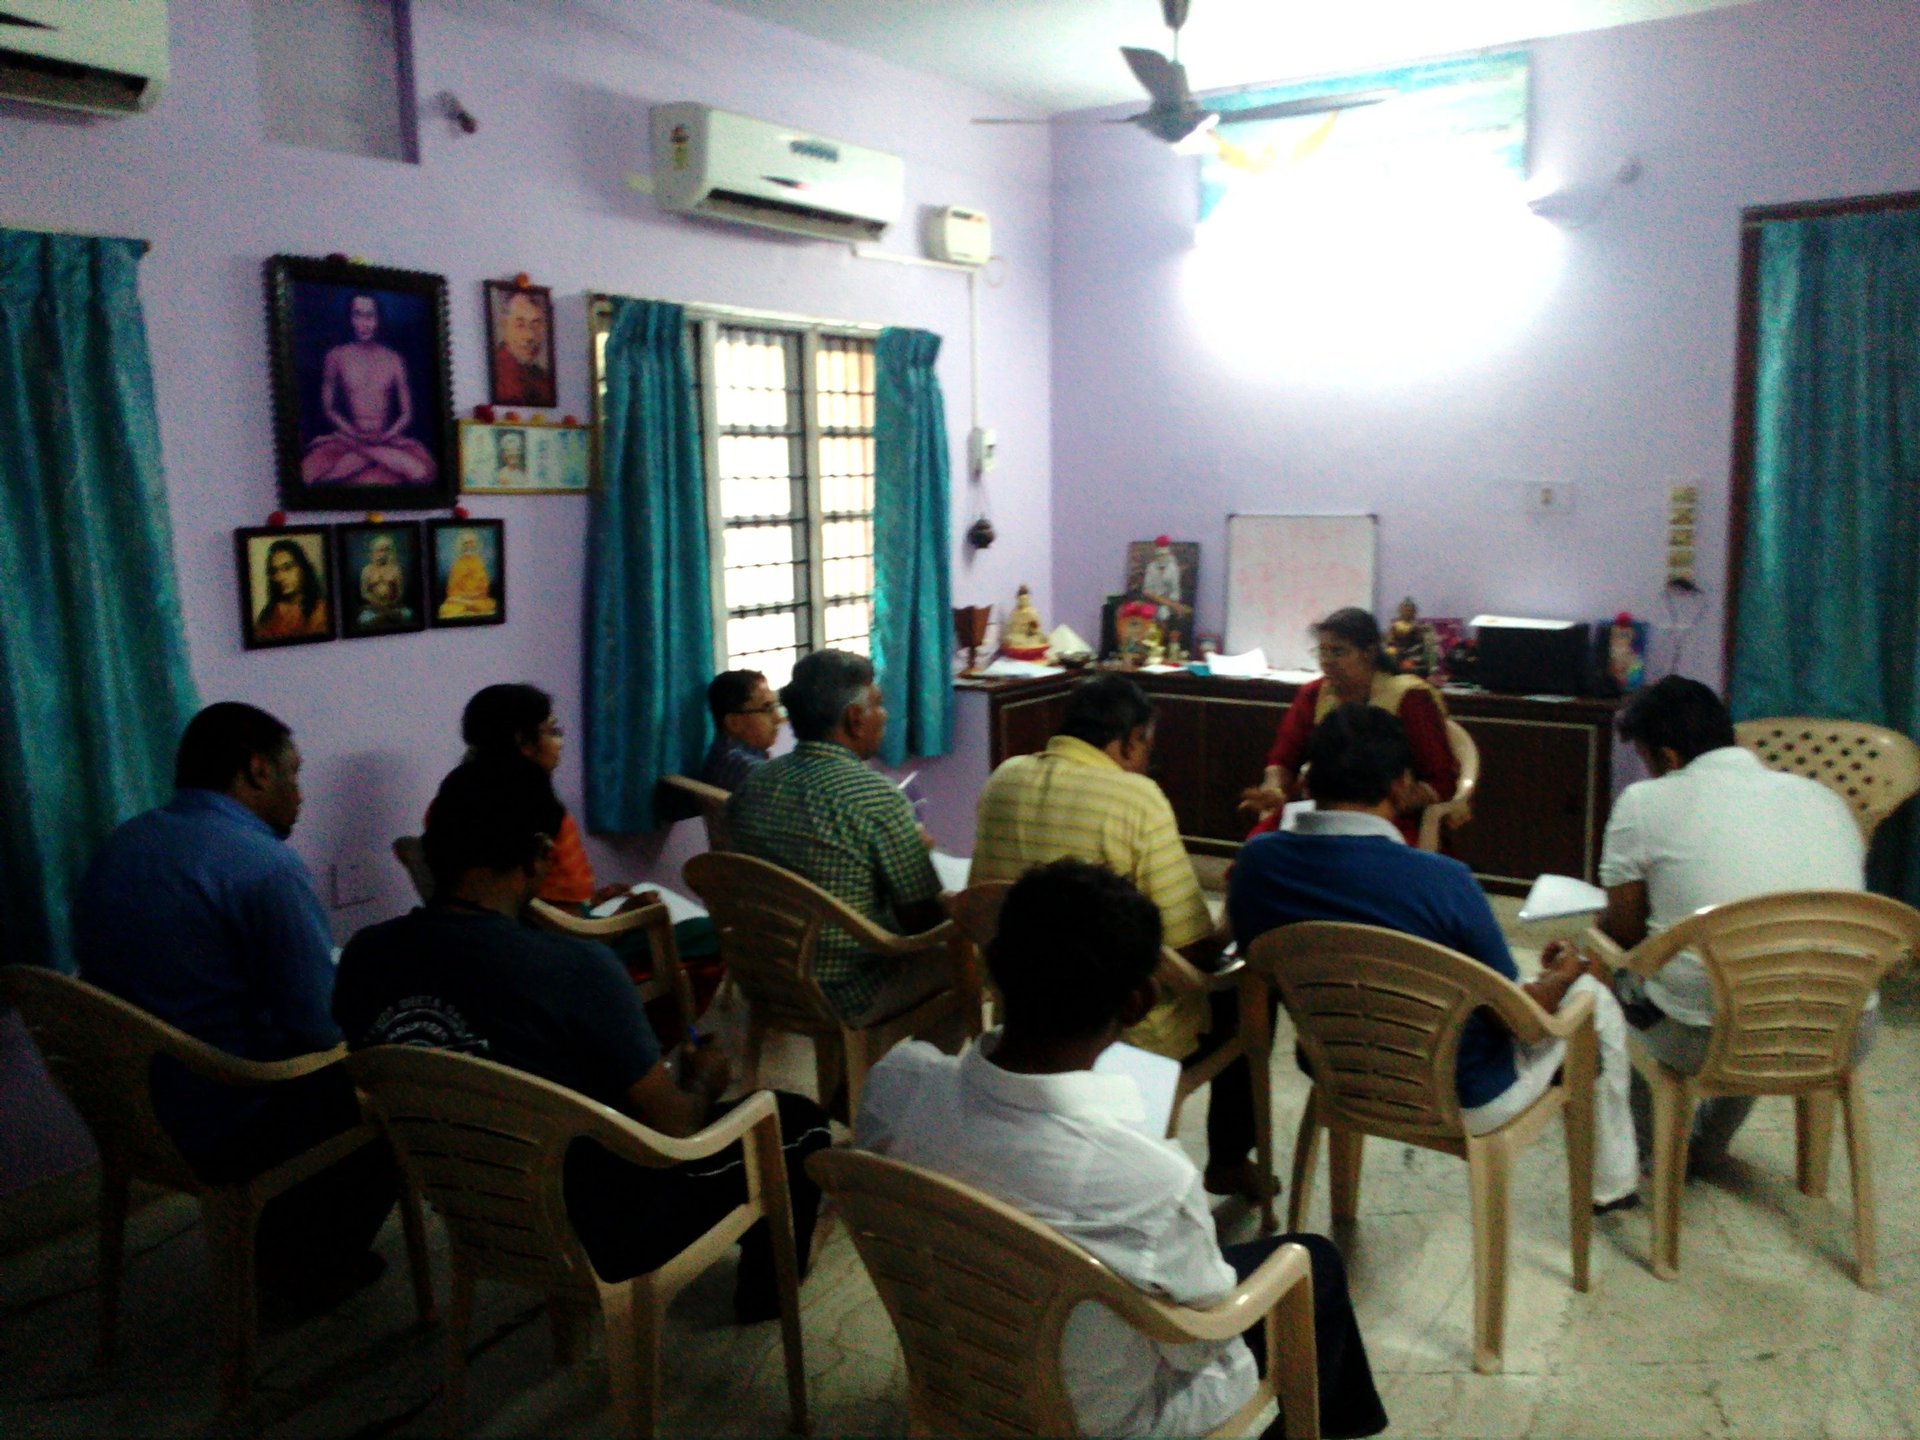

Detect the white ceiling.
xmin=705 ymin=0 xmax=1759 ymax=113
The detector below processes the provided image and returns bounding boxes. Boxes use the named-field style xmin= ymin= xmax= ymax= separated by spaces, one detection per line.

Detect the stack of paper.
xmin=589 ymin=882 xmax=710 ymax=922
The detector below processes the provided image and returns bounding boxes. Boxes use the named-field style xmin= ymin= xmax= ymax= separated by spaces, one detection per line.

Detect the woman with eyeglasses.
xmin=1238 ymin=607 xmax=1458 ymax=844
xmin=453 ymin=683 xmax=629 ymax=912
xmin=700 ymin=669 xmax=786 ymax=791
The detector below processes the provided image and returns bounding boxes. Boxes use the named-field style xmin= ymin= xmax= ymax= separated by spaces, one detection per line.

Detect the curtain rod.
xmin=589 ymin=291 xmax=881 ymax=336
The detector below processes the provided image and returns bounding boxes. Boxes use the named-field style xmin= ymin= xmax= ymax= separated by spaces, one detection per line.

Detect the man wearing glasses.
xmin=702 ymin=669 xmax=785 ymax=792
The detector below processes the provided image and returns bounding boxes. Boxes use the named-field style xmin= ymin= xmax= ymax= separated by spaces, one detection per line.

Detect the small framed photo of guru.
xmin=335 ymin=520 xmax=428 ymax=639
xmin=235 ymin=526 xmax=335 ymax=650
xmin=428 ymin=518 xmax=505 ymax=627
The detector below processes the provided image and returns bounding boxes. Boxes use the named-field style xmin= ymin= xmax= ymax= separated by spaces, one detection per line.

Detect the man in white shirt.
xmin=1598 ymin=677 xmax=1869 ymax=1164
xmin=856 ymin=859 xmax=1387 ymax=1440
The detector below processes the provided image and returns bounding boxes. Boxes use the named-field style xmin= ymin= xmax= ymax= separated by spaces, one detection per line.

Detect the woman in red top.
xmin=1239 ymin=607 xmax=1458 ymax=845
xmin=453 ymin=684 xmax=613 ymax=911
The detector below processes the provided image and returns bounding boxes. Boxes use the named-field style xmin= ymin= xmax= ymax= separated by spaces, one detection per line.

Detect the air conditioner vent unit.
xmin=652 ymin=103 xmax=903 ymax=244
xmin=0 ymin=0 xmax=169 ymax=115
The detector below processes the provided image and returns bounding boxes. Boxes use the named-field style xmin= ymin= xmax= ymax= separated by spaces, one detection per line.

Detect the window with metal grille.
xmin=591 ymin=304 xmax=877 ymax=692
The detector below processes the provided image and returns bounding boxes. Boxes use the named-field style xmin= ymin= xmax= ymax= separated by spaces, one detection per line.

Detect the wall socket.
xmin=330 ymin=858 xmax=374 ymax=908
xmin=1519 ymin=480 xmax=1576 ymax=514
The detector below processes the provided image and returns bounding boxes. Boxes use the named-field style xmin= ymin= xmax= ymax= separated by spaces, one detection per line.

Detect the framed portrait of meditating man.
xmin=266 ymin=255 xmax=456 ymax=511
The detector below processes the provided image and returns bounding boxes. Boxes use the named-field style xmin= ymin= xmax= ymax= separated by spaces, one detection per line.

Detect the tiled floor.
xmin=3 ymin=909 xmax=1916 ymax=1438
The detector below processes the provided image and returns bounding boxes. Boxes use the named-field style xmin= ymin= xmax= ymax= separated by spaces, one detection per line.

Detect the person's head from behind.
xmin=1314 ymin=606 xmax=1387 ymax=695
xmin=1058 ymin=674 xmax=1155 ymax=774
xmin=1304 ymin=703 xmax=1419 ymax=814
xmin=422 ymin=757 xmax=565 ymax=904
xmin=462 ymin=683 xmax=562 ymax=774
xmin=1617 ymin=675 xmax=1735 ymax=776
xmin=709 ymin=668 xmax=781 ymax=752
xmin=175 ymin=702 xmax=302 ymax=835
xmin=782 ymin=649 xmax=884 ymax=756
xmin=989 ymin=860 xmax=1162 ymax=1051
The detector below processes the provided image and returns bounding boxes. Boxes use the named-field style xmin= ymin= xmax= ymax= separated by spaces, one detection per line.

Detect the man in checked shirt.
xmin=728 ymin=649 xmax=955 ymax=1024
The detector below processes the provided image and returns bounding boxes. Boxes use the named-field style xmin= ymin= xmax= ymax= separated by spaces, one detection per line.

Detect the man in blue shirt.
xmin=701 ymin=668 xmax=783 ymax=792
xmin=74 ymin=702 xmax=396 ymax=1299
xmin=1229 ymin=704 xmax=1638 ymax=1212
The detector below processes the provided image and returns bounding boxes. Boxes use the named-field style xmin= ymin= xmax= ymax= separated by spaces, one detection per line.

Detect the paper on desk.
xmin=1092 ymin=1041 xmax=1182 ymax=1138
xmin=589 ymin=882 xmax=710 ymax=923
xmin=980 ymin=657 xmax=1064 ymax=678
xmin=1516 ymin=874 xmax=1607 ymax=923
xmin=1205 ymin=647 xmax=1270 ymax=678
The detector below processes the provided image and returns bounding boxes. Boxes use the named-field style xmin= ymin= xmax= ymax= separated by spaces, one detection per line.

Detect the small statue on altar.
xmin=1000 ymin=584 xmax=1052 ymax=661
xmin=1384 ymin=596 xmax=1435 ymax=677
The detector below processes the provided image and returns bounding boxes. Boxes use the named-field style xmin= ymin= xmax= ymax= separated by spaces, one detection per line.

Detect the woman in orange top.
xmin=453 ymin=683 xmax=619 ymax=911
xmin=1239 ymin=607 xmax=1458 ymax=845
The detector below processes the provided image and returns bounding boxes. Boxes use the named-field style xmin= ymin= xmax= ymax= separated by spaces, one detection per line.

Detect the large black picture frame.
xmin=265 ymin=254 xmax=456 ymax=512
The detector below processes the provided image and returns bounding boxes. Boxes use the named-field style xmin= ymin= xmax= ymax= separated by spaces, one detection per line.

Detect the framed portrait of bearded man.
xmin=266 ymin=255 xmax=456 ymax=511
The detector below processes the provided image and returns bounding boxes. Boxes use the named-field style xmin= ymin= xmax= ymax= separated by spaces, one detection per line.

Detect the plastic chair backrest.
xmin=1 ymin=967 xmax=222 ymax=1193
xmin=683 ymin=851 xmax=850 ymax=1036
xmin=661 ymin=774 xmax=734 ymax=851
xmin=1633 ymin=891 xmax=1920 ymax=1094
xmin=1247 ymin=922 xmax=1550 ymax=1146
xmin=812 ymin=1148 xmax=1249 ymax=1438
xmin=350 ymin=1045 xmax=672 ymax=1297
xmin=1734 ymin=718 xmax=1920 ymax=842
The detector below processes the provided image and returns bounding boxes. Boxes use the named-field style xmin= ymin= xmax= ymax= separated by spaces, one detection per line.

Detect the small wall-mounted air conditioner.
xmin=0 ymin=0 xmax=169 ymax=115
xmin=652 ymin=103 xmax=904 ymax=244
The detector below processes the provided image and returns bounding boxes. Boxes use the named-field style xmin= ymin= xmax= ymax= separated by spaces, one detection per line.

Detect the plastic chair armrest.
xmin=575 ymin=1088 xmax=781 ymax=1170
xmin=177 ymin=1042 xmax=350 ymax=1088
xmin=1136 ymin=1241 xmax=1315 ymax=1344
xmin=1156 ymin=948 xmax=1209 ymax=998
xmin=1537 ymin=986 xmax=1596 ymax=1041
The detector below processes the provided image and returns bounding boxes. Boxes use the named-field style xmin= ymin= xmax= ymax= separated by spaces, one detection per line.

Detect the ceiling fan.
xmin=974 ymin=0 xmax=1394 ymax=150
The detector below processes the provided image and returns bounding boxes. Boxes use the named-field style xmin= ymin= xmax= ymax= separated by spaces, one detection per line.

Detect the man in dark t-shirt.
xmin=335 ymin=756 xmax=829 ymax=1321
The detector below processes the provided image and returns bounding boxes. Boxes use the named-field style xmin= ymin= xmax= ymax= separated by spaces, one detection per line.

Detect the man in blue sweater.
xmin=1229 ymin=703 xmax=1637 ymax=1212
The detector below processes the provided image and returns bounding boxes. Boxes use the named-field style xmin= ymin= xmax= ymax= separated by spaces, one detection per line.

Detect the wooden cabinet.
xmin=979 ymin=672 xmax=1618 ymax=895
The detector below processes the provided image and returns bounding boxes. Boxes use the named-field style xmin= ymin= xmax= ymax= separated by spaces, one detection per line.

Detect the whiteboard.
xmin=1224 ymin=514 xmax=1377 ymax=671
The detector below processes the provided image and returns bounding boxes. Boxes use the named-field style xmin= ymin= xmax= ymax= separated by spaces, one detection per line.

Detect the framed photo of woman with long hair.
xmin=236 ymin=525 xmax=336 ymax=650
xmin=265 ymin=254 xmax=456 ymax=511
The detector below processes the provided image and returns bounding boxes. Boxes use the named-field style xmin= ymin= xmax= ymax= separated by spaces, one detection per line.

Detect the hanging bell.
xmin=966 ymin=516 xmax=996 ymax=550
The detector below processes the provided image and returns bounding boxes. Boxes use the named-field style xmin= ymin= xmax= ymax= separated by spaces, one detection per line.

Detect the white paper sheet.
xmin=931 ymin=850 xmax=971 ymax=892
xmin=589 ymin=882 xmax=710 ymax=922
xmin=1092 ymin=1041 xmax=1183 ymax=1138
xmin=1516 ymin=873 xmax=1608 ymax=923
xmin=1205 ymin=647 xmax=1271 ymax=678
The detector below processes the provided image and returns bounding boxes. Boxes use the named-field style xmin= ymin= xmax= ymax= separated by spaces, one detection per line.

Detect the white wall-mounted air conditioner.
xmin=0 ymin=0 xmax=168 ymax=115
xmin=652 ymin=103 xmax=904 ymax=244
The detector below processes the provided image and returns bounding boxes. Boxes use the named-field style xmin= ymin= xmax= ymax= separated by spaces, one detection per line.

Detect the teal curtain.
xmin=871 ymin=327 xmax=954 ymax=767
xmin=0 ymin=228 xmax=198 ymax=972
xmin=1728 ymin=206 xmax=1920 ymax=903
xmin=585 ymin=298 xmax=713 ymax=833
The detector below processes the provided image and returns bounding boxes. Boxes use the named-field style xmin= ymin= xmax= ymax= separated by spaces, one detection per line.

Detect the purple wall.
xmin=0 ymin=0 xmax=1054 ymax=941
xmin=1048 ymin=0 xmax=1920 ymax=688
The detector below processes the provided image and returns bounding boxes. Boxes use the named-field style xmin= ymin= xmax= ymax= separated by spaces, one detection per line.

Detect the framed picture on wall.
xmin=265 ymin=255 xmax=456 ymax=512
xmin=483 ymin=280 xmax=557 ymax=408
xmin=335 ymin=520 xmax=427 ymax=639
xmin=458 ymin=420 xmax=590 ymax=493
xmin=427 ymin=518 xmax=506 ymax=627
xmin=234 ymin=525 xmax=335 ymax=650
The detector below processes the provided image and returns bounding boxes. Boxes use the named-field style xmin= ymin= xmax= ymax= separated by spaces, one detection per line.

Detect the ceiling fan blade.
xmin=1217 ymin=89 xmax=1396 ymax=125
xmin=1121 ymin=46 xmax=1188 ymax=108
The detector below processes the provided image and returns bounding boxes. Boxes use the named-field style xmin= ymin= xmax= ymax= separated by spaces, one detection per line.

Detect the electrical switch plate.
xmin=969 ymin=426 xmax=997 ymax=474
xmin=1519 ymin=481 xmax=1575 ymax=514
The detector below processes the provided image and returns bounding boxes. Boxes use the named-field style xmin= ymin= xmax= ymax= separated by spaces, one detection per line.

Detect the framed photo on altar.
xmin=1124 ymin=537 xmax=1200 ymax=658
xmin=265 ymin=255 xmax=455 ymax=512
xmin=459 ymin=420 xmax=590 ymax=493
xmin=483 ymin=280 xmax=557 ymax=408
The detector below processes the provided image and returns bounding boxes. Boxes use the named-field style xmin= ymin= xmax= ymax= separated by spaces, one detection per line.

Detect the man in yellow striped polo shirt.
xmin=969 ymin=676 xmax=1264 ymax=1199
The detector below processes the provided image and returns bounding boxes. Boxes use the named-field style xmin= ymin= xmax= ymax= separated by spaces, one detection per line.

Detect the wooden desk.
xmin=979 ymin=671 xmax=1619 ymax=895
